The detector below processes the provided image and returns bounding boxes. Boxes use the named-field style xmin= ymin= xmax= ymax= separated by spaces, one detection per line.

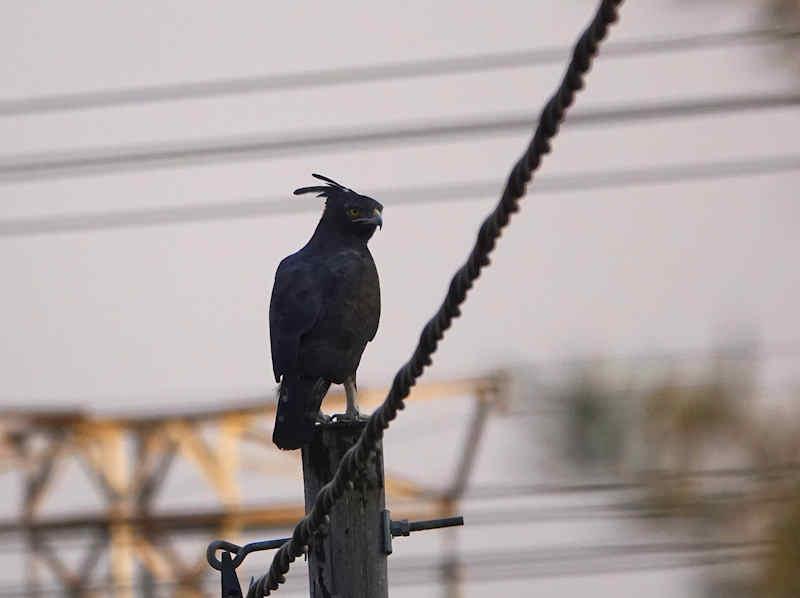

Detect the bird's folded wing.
xmin=268 ymin=259 xmax=326 ymax=382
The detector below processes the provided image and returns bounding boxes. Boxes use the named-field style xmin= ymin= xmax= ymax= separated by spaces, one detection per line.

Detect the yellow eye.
xmin=347 ymin=207 xmax=360 ymax=218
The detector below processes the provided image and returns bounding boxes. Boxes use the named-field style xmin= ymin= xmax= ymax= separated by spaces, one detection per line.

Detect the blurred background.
xmin=1 ymin=0 xmax=799 ymax=596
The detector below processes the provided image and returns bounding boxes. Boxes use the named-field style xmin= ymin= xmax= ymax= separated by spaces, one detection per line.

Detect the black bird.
xmin=269 ymin=174 xmax=383 ymax=450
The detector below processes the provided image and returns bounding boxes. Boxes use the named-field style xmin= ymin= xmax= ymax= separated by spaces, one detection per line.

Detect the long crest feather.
xmin=311 ymin=173 xmax=350 ymax=190
xmin=292 ymin=186 xmax=329 ymax=196
xmin=293 ymin=173 xmax=353 ymax=197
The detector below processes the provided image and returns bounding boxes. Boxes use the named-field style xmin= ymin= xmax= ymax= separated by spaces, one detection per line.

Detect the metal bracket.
xmin=207 ymin=537 xmax=291 ymax=598
xmin=208 ymin=511 xmax=464 ymax=594
xmin=221 ymin=551 xmax=243 ymax=598
xmin=381 ymin=509 xmax=464 ymax=555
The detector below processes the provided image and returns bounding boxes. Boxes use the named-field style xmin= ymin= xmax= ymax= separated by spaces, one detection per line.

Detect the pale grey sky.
xmin=0 ymin=1 xmax=798 ymax=596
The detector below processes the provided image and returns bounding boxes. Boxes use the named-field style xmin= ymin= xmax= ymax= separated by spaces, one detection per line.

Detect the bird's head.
xmin=294 ymin=174 xmax=383 ymax=241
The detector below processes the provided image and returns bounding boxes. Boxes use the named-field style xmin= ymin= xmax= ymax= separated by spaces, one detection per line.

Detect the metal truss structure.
xmin=0 ymin=375 xmax=506 ymax=597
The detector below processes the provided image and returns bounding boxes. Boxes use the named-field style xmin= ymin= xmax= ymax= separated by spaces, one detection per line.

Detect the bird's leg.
xmin=309 ymin=379 xmax=332 ymax=425
xmin=344 ymin=376 xmax=367 ymax=421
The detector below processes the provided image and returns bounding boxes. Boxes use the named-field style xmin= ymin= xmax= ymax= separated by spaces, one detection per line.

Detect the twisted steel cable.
xmin=248 ymin=1 xmax=624 ymax=595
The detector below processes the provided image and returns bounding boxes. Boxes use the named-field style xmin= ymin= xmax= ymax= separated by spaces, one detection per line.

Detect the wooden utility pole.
xmin=301 ymin=420 xmax=388 ymax=598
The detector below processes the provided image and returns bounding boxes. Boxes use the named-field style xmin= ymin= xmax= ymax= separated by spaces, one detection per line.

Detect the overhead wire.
xmin=1 ymin=91 xmax=798 ymax=182
xmin=385 ymin=547 xmax=763 ymax=587
xmin=0 ymin=539 xmax=765 ymax=597
xmin=0 ymin=472 xmax=790 ymax=592
xmin=467 ymin=463 xmax=800 ymax=500
xmin=0 ymin=27 xmax=794 ymax=117
xmin=1 ymin=483 xmax=794 ymax=554
xmin=1 ymin=154 xmax=798 ymax=237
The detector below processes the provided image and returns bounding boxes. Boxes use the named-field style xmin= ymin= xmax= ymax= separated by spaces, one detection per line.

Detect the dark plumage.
xmin=269 ymin=174 xmax=383 ymax=450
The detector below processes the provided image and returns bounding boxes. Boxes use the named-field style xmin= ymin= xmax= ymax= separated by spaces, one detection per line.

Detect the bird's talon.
xmin=330 ymin=410 xmax=369 ymax=423
xmin=346 ymin=409 xmax=369 ymax=422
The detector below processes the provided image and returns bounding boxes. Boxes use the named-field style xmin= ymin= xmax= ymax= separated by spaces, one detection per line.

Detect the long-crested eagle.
xmin=269 ymin=174 xmax=383 ymax=450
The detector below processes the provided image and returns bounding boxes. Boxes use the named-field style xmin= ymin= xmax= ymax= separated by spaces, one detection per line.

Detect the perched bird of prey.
xmin=269 ymin=174 xmax=383 ymax=450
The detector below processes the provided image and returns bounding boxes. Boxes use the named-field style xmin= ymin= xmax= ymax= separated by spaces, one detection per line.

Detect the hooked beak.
xmin=357 ymin=209 xmax=383 ymax=230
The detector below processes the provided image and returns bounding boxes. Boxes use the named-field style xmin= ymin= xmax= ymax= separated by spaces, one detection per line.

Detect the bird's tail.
xmin=272 ymin=375 xmax=330 ymax=450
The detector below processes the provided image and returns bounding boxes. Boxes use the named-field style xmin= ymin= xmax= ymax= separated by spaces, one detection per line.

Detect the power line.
xmin=0 ymin=478 xmax=786 ymax=588
xmin=1 ymin=154 xmax=797 ymax=238
xmin=1 ymin=91 xmax=798 ymax=183
xmin=385 ymin=547 xmax=762 ymax=588
xmin=467 ymin=463 xmax=800 ymax=500
xmin=0 ymin=27 xmax=793 ymax=117
xmin=0 ymin=485 xmax=789 ymax=553
xmin=231 ymin=542 xmax=762 ymax=589
xmin=0 ymin=546 xmax=763 ymax=597
xmin=390 ymin=539 xmax=764 ymax=573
